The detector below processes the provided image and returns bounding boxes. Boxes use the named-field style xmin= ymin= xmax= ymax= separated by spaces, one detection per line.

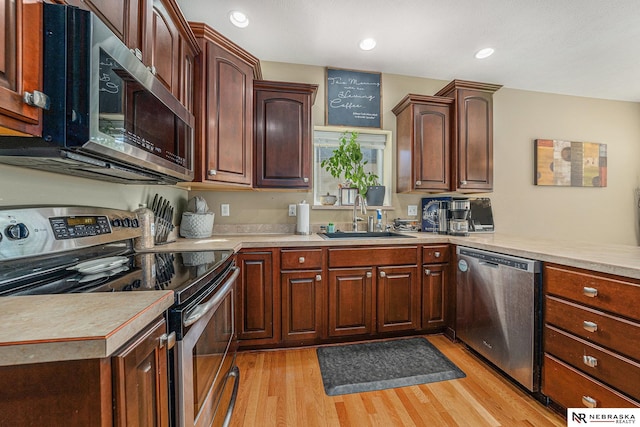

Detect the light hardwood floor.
xmin=229 ymin=335 xmax=565 ymax=426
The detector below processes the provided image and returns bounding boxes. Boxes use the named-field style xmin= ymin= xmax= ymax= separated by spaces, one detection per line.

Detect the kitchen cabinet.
xmin=0 ymin=0 xmax=43 ymax=136
xmin=392 ymin=95 xmax=454 ymax=192
xmin=190 ymin=23 xmax=261 ymax=187
xmin=237 ymin=250 xmax=280 ymax=346
xmin=542 ymin=263 xmax=640 ymax=409
xmin=327 ymin=246 xmax=420 ymax=338
xmin=435 ymin=80 xmax=502 ymax=192
xmin=421 ymin=245 xmax=451 ymax=331
xmin=254 ymin=80 xmax=318 ymax=189
xmin=0 ymin=316 xmax=170 ymax=426
xmin=280 ymin=248 xmax=325 ymax=343
xmin=65 ymin=0 xmax=198 ymax=110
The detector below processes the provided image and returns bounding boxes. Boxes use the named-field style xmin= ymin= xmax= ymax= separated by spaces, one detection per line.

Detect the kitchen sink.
xmin=318 ymin=231 xmax=415 ymax=239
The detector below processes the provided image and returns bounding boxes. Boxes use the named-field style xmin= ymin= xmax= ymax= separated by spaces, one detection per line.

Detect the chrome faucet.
xmin=352 ymin=194 xmax=367 ymax=231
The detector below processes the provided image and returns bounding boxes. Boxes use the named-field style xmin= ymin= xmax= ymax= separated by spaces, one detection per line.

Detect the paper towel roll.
xmin=296 ymin=200 xmax=310 ymax=235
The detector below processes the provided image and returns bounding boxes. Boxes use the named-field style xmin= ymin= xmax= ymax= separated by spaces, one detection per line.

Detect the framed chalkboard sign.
xmin=325 ymin=67 xmax=382 ymax=128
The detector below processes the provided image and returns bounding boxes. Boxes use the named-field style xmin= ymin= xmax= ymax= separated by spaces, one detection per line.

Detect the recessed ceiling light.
xmin=475 ymin=47 xmax=495 ymax=59
xmin=359 ymin=38 xmax=377 ymax=51
xmin=229 ymin=11 xmax=249 ymax=28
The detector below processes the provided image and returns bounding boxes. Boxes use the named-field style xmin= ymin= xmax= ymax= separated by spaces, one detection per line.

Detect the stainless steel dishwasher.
xmin=456 ymin=246 xmax=542 ymax=392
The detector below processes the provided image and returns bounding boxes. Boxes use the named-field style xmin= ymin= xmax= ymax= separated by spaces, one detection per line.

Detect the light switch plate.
xmin=288 ymin=204 xmax=297 ymax=216
xmin=408 ymin=205 xmax=418 ymax=216
xmin=221 ymin=204 xmax=230 ymax=217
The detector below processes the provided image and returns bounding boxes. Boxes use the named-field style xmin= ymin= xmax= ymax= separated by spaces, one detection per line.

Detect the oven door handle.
xmin=184 ymin=267 xmax=239 ymax=328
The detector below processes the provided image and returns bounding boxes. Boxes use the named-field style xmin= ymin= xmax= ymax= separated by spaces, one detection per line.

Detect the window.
xmin=313 ymin=126 xmax=392 ymax=206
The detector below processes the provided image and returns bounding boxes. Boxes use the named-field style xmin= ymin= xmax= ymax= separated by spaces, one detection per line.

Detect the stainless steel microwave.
xmin=0 ymin=3 xmax=194 ymax=184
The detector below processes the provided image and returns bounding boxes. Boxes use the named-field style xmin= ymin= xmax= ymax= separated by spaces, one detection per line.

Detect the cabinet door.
xmin=202 ymin=42 xmax=253 ymax=185
xmin=413 ymin=103 xmax=451 ymax=191
xmin=147 ymin=0 xmax=179 ymax=95
xmin=179 ymin=37 xmax=196 ymax=112
xmin=328 ymin=267 xmax=374 ymax=337
xmin=422 ymin=263 xmax=449 ymax=330
xmin=281 ymin=270 xmax=323 ymax=342
xmin=377 ymin=265 xmax=420 ymax=333
xmin=254 ymin=82 xmax=316 ymax=188
xmin=0 ymin=0 xmax=42 ymax=135
xmin=113 ymin=317 xmax=169 ymax=427
xmin=237 ymin=251 xmax=279 ymax=344
xmin=67 ymin=0 xmax=128 ymax=41
xmin=456 ymin=89 xmax=494 ymax=191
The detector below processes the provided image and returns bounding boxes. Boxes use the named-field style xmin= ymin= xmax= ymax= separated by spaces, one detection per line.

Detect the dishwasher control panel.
xmin=457 ymin=247 xmax=540 ymax=272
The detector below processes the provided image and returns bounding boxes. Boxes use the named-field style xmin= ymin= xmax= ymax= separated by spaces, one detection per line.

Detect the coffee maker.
xmin=448 ymin=198 xmax=470 ymax=236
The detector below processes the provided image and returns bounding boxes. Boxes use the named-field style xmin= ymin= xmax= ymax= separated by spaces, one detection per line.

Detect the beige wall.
xmin=196 ymin=61 xmax=640 ymax=246
xmin=2 ymin=60 xmax=639 ymax=246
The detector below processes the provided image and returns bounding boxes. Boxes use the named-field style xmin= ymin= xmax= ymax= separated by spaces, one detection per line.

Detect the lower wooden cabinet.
xmin=281 ymin=270 xmax=323 ymax=342
xmin=421 ymin=263 xmax=449 ymax=330
xmin=237 ymin=250 xmax=279 ymax=346
xmin=0 ymin=316 xmax=170 ymax=427
xmin=328 ymin=267 xmax=374 ymax=337
xmin=377 ymin=265 xmax=420 ymax=333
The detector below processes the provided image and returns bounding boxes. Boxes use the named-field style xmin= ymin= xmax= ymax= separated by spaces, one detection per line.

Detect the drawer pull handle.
xmin=583 ymin=287 xmax=598 ymax=298
xmin=315 ymin=274 xmax=321 ymax=281
xmin=583 ymin=321 xmax=598 ymax=333
xmin=380 ymin=271 xmax=386 ymax=278
xmin=366 ymin=272 xmax=372 ymax=278
xmin=299 ymin=257 xmax=305 ymax=264
xmin=583 ymin=355 xmax=598 ymax=368
xmin=424 ymin=268 xmax=431 ymax=276
xmin=582 ymin=395 xmax=598 ymax=408
xmin=434 ymin=251 xmax=441 ymax=258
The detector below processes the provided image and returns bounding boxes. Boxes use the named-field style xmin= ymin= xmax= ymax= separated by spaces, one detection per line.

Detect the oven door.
xmin=176 ymin=266 xmax=240 ymax=427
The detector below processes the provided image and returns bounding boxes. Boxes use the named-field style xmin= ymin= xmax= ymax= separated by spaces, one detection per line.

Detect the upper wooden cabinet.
xmin=190 ymin=23 xmax=261 ymax=187
xmin=393 ymin=94 xmax=454 ymax=192
xmin=254 ymin=80 xmax=318 ymax=189
xmin=435 ymin=80 xmax=502 ymax=192
xmin=64 ymin=0 xmax=198 ymax=111
xmin=0 ymin=0 xmax=43 ymax=136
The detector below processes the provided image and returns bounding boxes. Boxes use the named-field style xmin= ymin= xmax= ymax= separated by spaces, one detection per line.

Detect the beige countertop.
xmin=0 ymin=291 xmax=173 ymax=366
xmin=5 ymin=230 xmax=639 ymax=367
xmin=161 ymin=231 xmax=640 ymax=279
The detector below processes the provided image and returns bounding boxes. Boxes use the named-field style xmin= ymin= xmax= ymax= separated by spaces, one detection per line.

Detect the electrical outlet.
xmin=221 ymin=204 xmax=230 ymax=217
xmin=288 ymin=204 xmax=297 ymax=216
xmin=408 ymin=205 xmax=418 ymax=216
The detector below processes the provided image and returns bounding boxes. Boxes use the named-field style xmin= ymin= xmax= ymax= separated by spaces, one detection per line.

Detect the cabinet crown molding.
xmin=392 ymin=94 xmax=454 ymax=116
xmin=435 ymin=80 xmax=503 ymax=96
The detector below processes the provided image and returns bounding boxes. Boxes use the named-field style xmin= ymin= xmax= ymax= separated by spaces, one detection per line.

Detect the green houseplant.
xmin=320 ymin=131 xmax=379 ymax=197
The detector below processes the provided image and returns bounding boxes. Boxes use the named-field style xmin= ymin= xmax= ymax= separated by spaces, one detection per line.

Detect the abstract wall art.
xmin=534 ymin=139 xmax=607 ymax=187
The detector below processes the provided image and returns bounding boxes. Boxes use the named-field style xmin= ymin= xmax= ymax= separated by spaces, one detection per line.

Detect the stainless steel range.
xmin=0 ymin=206 xmax=240 ymax=427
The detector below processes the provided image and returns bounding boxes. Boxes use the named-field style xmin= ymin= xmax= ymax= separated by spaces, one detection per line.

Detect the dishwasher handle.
xmin=478 ymin=261 xmax=500 ymax=269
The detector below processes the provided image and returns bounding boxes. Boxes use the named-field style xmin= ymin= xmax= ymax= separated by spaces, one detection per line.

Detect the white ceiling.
xmin=177 ymin=0 xmax=640 ymax=102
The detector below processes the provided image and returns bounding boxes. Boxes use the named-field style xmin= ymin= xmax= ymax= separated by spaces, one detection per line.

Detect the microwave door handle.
xmin=184 ymin=267 xmax=239 ymax=327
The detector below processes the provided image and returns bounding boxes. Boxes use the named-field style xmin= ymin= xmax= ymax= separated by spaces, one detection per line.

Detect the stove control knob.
xmin=6 ymin=223 xmax=29 ymax=240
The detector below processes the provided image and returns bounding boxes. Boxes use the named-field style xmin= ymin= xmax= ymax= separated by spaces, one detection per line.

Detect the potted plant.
xmin=320 ymin=131 xmax=384 ymax=205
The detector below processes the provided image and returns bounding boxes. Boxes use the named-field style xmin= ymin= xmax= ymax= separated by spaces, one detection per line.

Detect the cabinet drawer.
xmin=328 ymin=246 xmax=418 ymax=268
xmin=545 ymin=296 xmax=640 ymax=361
xmin=543 ymin=354 xmax=639 ymax=409
xmin=422 ymin=245 xmax=450 ymax=263
xmin=545 ymin=264 xmax=640 ymax=322
xmin=545 ymin=325 xmax=640 ymax=400
xmin=281 ymin=249 xmax=323 ymax=270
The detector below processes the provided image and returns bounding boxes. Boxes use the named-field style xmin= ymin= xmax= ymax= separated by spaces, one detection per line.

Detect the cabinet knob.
xmin=583 ymin=355 xmax=598 ymax=368
xmin=415 ymin=180 xmax=422 ymax=186
xmin=208 ymin=169 xmax=217 ymax=176
xmin=583 ymin=321 xmax=598 ymax=333
xmin=460 ymin=180 xmax=467 ymax=185
xmin=434 ymin=251 xmax=441 ymax=258
xmin=315 ymin=274 xmax=322 ymax=281
xmin=583 ymin=286 xmax=598 ymax=298
xmin=366 ymin=271 xmax=372 ymax=278
xmin=424 ymin=268 xmax=431 ymax=276
xmin=581 ymin=395 xmax=598 ymax=408
xmin=130 ymin=48 xmax=143 ymax=61
xmin=299 ymin=257 xmax=305 ymax=264
xmin=303 ymin=177 xmax=309 ymax=183
xmin=159 ymin=331 xmax=176 ymax=350
xmin=148 ymin=65 xmax=157 ymax=75
xmin=379 ymin=271 xmax=386 ymax=278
